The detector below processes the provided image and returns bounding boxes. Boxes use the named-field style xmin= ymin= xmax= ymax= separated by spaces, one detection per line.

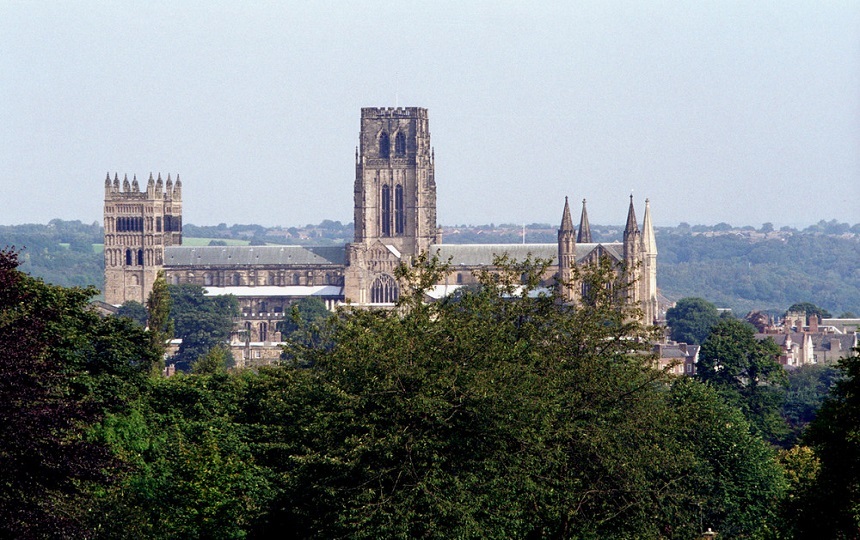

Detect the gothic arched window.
xmin=156 ymin=217 xmax=162 ymax=232
xmin=204 ymin=273 xmax=213 ymax=286
xmin=394 ymin=184 xmax=404 ymax=235
xmin=137 ymin=249 xmax=144 ymax=266
xmin=125 ymin=249 xmax=132 ymax=266
xmin=394 ymin=132 xmax=406 ymax=156
xmin=379 ymin=132 xmax=390 ymax=159
xmin=370 ymin=273 xmax=399 ymax=304
xmin=381 ymin=185 xmax=391 ymax=236
xmin=232 ymin=273 xmax=241 ymax=286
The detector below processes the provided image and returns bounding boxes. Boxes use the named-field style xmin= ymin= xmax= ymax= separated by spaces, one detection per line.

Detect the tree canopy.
xmin=168 ymin=284 xmax=238 ymax=371
xmin=697 ymin=318 xmax=787 ymax=444
xmin=665 ymin=297 xmax=720 ymax=344
xmin=0 ymin=248 xmax=156 ymax=537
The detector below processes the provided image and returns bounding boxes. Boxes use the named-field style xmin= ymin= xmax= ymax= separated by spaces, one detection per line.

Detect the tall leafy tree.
xmin=146 ymin=270 xmax=173 ymax=364
xmin=666 ymin=297 xmax=720 ymax=344
xmin=168 ymin=284 xmax=238 ymax=371
xmin=697 ymin=318 xmax=788 ymax=443
xmin=0 ymin=248 xmax=156 ymax=537
xmin=799 ymin=347 xmax=860 ymax=538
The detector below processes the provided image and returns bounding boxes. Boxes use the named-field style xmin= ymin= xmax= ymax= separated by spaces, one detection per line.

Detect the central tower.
xmin=353 ymin=107 xmax=436 ymax=253
xmin=345 ymin=107 xmax=438 ymax=304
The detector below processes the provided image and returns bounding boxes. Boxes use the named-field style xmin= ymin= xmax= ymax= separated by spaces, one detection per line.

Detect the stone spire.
xmin=131 ymin=174 xmax=139 ymax=192
xmin=173 ymin=174 xmax=182 ymax=199
xmin=577 ymin=198 xmax=592 ymax=243
xmin=557 ymin=196 xmax=576 ymax=302
xmin=559 ymin=196 xmax=574 ymax=234
xmin=641 ymin=198 xmax=657 ymax=255
xmin=122 ymin=174 xmax=131 ymax=192
xmin=624 ymin=194 xmax=639 ymax=239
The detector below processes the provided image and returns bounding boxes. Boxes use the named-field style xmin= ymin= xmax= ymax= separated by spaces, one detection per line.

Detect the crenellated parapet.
xmin=361 ymin=107 xmax=428 ymax=119
xmin=104 ymin=171 xmax=181 ymax=200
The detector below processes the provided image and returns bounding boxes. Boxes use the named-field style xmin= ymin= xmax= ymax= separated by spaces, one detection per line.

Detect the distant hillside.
xmin=3 ymin=219 xmax=859 ymax=316
xmin=0 ymin=220 xmax=104 ymax=292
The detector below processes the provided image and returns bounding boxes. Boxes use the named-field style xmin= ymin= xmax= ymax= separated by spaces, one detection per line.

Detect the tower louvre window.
xmin=379 ymin=132 xmax=390 ymax=159
xmin=381 ymin=185 xmax=391 ymax=236
xmin=394 ymin=132 xmax=406 ymax=156
xmin=395 ymin=184 xmax=404 ymax=234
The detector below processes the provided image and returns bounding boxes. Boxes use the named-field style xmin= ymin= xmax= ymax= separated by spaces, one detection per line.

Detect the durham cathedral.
xmin=103 ymin=107 xmax=658 ymax=352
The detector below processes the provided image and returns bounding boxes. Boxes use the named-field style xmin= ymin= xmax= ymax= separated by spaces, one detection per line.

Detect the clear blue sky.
xmin=2 ymin=2 xmax=858 ymax=228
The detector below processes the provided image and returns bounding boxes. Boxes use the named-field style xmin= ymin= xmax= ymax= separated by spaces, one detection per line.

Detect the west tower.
xmin=103 ymin=172 xmax=182 ymax=305
xmin=345 ymin=107 xmax=438 ymax=304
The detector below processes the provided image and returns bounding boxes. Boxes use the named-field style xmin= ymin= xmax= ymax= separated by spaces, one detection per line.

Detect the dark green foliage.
xmin=797 ymin=348 xmax=860 ymax=538
xmin=666 ymin=297 xmax=720 ymax=344
xmin=147 ymin=271 xmax=173 ymax=364
xmin=91 ymin=373 xmax=274 ymax=539
xmin=786 ymin=302 xmax=832 ymax=319
xmin=242 ymin=255 xmax=784 ymax=539
xmin=782 ymin=364 xmax=839 ymax=445
xmin=0 ymin=248 xmax=156 ymax=538
xmin=279 ymin=297 xmax=333 ymax=361
xmin=278 ymin=296 xmax=331 ymax=336
xmin=168 ymin=284 xmax=238 ymax=371
xmin=697 ymin=318 xmax=788 ymax=444
xmin=191 ymin=344 xmax=232 ymax=374
xmin=116 ymin=300 xmax=148 ymax=327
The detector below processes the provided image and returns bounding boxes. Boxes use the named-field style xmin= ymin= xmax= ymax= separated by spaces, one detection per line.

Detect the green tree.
xmin=91 ymin=373 xmax=274 ymax=539
xmin=117 ymin=300 xmax=148 ymax=327
xmin=698 ymin=318 xmax=788 ymax=444
xmin=191 ymin=344 xmax=232 ymax=374
xmin=666 ymin=297 xmax=720 ymax=344
xmin=169 ymin=284 xmax=238 ymax=371
xmin=786 ymin=302 xmax=832 ymax=319
xmin=782 ymin=364 xmax=839 ymax=445
xmin=279 ymin=297 xmax=331 ymax=336
xmin=146 ymin=270 xmax=173 ymax=365
xmin=799 ymin=347 xmax=860 ymax=538
xmin=0 ymin=248 xmax=157 ymax=537
xmin=245 ymin=255 xmax=784 ymax=539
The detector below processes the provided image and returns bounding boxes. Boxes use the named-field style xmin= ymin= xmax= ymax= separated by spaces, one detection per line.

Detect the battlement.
xmin=361 ymin=107 xmax=427 ymax=119
xmin=104 ymin=172 xmax=182 ymax=200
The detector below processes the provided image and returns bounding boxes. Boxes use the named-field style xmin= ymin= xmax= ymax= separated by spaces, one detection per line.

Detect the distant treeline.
xmin=2 ymin=218 xmax=859 ymax=314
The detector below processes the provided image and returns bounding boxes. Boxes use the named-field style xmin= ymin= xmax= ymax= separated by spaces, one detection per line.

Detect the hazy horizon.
xmin=3 ymin=3 xmax=858 ymax=229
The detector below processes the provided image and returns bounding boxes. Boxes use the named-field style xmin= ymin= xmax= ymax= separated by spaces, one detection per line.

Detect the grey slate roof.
xmin=164 ymin=246 xmax=347 ymax=267
xmin=430 ymin=243 xmax=623 ymax=267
